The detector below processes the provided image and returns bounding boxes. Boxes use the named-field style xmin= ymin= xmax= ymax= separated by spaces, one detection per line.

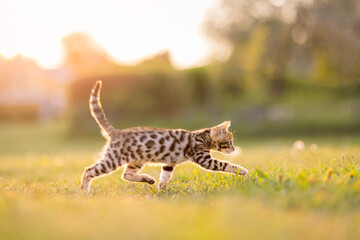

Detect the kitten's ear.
xmin=221 ymin=121 xmax=231 ymax=131
xmin=210 ymin=121 xmax=231 ymax=138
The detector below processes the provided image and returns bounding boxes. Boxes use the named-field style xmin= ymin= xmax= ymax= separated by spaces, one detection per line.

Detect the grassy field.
xmin=0 ymin=122 xmax=360 ymax=240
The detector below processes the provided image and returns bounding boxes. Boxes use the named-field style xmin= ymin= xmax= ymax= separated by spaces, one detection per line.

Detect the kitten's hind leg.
xmin=122 ymin=164 xmax=155 ymax=185
xmin=81 ymin=152 xmax=121 ymax=192
xmin=158 ymin=165 xmax=174 ymax=191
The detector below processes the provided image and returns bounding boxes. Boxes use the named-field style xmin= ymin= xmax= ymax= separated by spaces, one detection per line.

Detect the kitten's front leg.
xmin=222 ymin=162 xmax=248 ymax=175
xmin=192 ymin=151 xmax=248 ymax=175
xmin=158 ymin=165 xmax=174 ymax=191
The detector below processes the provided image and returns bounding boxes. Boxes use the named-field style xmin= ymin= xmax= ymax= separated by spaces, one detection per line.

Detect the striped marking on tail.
xmin=89 ymin=81 xmax=115 ymax=138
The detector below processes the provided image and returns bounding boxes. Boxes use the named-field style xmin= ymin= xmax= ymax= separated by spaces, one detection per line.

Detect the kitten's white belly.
xmin=153 ymin=156 xmax=187 ymax=165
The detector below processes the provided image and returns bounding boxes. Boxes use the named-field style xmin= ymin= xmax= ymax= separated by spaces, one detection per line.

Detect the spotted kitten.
xmin=81 ymin=81 xmax=249 ymax=192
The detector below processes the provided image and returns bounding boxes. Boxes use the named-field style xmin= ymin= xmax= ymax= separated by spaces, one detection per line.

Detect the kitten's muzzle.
xmin=221 ymin=146 xmax=235 ymax=155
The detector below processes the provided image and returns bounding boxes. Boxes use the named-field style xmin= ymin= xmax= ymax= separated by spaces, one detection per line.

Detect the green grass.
xmin=0 ymin=122 xmax=360 ymax=239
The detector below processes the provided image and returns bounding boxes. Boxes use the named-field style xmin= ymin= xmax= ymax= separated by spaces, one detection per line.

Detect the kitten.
xmin=81 ymin=81 xmax=248 ymax=192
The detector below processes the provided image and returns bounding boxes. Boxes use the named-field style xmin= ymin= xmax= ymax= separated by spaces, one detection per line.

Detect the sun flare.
xmin=0 ymin=0 xmax=218 ymax=69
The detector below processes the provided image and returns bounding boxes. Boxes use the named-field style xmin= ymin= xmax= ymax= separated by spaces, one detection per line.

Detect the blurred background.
xmin=1 ymin=0 xmax=360 ymax=141
xmin=2 ymin=2 xmax=360 ymax=239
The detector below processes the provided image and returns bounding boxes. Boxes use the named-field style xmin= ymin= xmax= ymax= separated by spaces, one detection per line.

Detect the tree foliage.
xmin=204 ymin=0 xmax=360 ymax=95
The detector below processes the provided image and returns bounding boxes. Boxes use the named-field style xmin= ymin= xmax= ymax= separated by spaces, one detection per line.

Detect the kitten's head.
xmin=210 ymin=121 xmax=235 ymax=154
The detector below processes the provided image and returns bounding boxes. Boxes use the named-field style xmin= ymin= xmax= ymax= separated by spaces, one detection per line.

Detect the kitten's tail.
xmin=89 ymin=81 xmax=115 ymax=138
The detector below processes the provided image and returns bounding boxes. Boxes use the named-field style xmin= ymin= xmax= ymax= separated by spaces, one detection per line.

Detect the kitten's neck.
xmin=193 ymin=128 xmax=211 ymax=149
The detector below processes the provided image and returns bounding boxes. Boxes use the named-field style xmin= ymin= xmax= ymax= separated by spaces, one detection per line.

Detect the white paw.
xmin=81 ymin=185 xmax=89 ymax=193
xmin=229 ymin=165 xmax=248 ymax=175
xmin=238 ymin=167 xmax=248 ymax=175
xmin=158 ymin=181 xmax=167 ymax=191
xmin=146 ymin=177 xmax=156 ymax=185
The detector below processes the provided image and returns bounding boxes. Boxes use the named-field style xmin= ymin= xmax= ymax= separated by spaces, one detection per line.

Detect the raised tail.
xmin=89 ymin=81 xmax=115 ymax=138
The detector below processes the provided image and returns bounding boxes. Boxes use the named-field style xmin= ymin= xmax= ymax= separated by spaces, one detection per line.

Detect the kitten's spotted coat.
xmin=81 ymin=81 xmax=248 ymax=192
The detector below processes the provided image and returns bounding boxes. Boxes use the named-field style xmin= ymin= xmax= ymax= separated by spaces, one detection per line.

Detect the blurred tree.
xmin=205 ymin=0 xmax=360 ymax=96
xmin=136 ymin=51 xmax=174 ymax=73
xmin=62 ymin=32 xmax=119 ymax=78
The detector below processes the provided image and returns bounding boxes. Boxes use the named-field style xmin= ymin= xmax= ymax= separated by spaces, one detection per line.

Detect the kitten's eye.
xmin=219 ymin=141 xmax=232 ymax=148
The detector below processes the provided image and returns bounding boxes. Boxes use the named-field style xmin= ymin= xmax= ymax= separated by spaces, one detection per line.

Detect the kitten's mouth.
xmin=221 ymin=149 xmax=234 ymax=155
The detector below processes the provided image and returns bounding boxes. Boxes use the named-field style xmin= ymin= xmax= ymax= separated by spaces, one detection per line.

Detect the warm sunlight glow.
xmin=0 ymin=0 xmax=218 ymax=69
